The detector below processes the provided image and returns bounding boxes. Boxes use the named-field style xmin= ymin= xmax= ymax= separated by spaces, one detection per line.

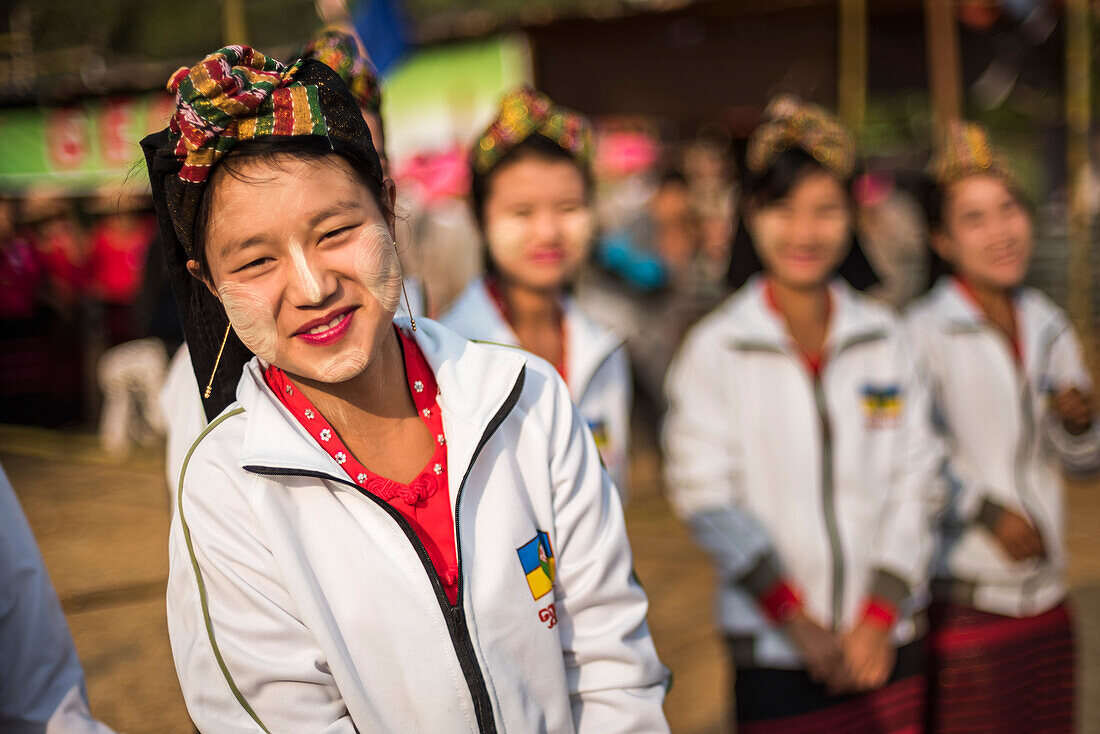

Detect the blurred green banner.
xmin=0 ymin=94 xmax=175 ymax=193
xmin=0 ymin=34 xmax=529 ymax=193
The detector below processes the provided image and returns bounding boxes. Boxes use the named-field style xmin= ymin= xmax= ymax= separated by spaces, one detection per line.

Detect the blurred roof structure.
xmin=0 ymin=0 xmax=932 ymax=105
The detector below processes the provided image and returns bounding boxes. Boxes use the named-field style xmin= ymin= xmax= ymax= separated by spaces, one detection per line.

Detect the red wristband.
xmin=860 ymin=597 xmax=898 ymax=630
xmin=759 ymin=580 xmax=802 ymax=623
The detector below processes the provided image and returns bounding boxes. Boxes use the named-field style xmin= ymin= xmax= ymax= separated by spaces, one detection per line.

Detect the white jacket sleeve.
xmin=0 ymin=465 xmax=116 ymax=734
xmin=167 ymin=433 xmax=356 ymax=734
xmin=1043 ymin=324 xmax=1100 ymax=473
xmin=866 ymin=347 xmax=942 ymax=609
xmin=542 ymin=370 xmax=669 ymax=734
xmin=662 ymin=332 xmax=788 ymax=598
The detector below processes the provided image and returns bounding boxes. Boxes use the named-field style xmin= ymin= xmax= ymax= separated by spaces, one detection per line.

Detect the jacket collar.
xmin=920 ymin=276 xmax=1068 ymax=372
xmin=234 ymin=317 xmax=527 ymax=480
xmin=447 ymin=278 xmax=623 ymax=401
xmin=724 ymin=275 xmax=891 ymax=356
xmin=922 ymin=276 xmax=987 ymax=333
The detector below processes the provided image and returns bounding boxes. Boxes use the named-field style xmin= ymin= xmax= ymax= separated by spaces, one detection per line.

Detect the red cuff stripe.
xmin=861 ymin=597 xmax=898 ymax=630
xmin=759 ymin=580 xmax=802 ymax=623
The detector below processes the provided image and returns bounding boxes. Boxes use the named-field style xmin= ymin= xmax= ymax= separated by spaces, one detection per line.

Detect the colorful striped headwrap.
xmin=472 ymin=85 xmax=593 ymax=175
xmin=167 ymin=45 xmax=328 ymax=185
xmin=300 ymin=28 xmax=382 ymax=115
xmin=746 ymin=95 xmax=857 ymax=181
xmin=143 ymin=45 xmax=382 ymax=421
xmin=930 ymin=122 xmax=1017 ymax=190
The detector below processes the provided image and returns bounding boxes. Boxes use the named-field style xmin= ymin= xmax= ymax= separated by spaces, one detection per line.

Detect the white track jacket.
xmin=441 ymin=279 xmax=632 ymax=496
xmin=167 ymin=317 xmax=669 ymax=733
xmin=664 ymin=277 xmax=941 ymax=669
xmin=906 ymin=278 xmax=1100 ymax=617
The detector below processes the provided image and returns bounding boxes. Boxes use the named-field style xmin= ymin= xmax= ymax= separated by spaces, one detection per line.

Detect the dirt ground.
xmin=1 ymin=420 xmax=1098 ymax=734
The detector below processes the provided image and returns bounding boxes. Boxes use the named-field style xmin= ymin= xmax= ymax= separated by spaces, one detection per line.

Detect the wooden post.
xmin=924 ymin=0 xmax=963 ymax=138
xmin=1065 ymin=0 xmax=1093 ymax=355
xmin=838 ymin=0 xmax=868 ymax=135
xmin=223 ymin=0 xmax=248 ymax=46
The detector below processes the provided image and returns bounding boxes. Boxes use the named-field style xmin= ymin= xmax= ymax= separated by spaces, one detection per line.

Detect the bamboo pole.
xmin=1065 ymin=0 xmax=1093 ymax=355
xmin=923 ymin=0 xmax=963 ymax=138
xmin=223 ymin=0 xmax=248 ymax=46
xmin=838 ymin=0 xmax=868 ymax=135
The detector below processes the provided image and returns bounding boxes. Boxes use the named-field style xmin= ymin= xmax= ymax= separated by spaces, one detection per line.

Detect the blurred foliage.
xmin=15 ymin=0 xmax=319 ymax=64
xmin=11 ymin=0 xmax=630 ymax=66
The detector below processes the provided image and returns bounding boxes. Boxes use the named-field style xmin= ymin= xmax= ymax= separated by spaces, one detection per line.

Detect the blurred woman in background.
xmin=907 ymin=123 xmax=1100 ymax=734
xmin=664 ymin=96 xmax=940 ymax=733
xmin=442 ymin=86 xmax=633 ymax=496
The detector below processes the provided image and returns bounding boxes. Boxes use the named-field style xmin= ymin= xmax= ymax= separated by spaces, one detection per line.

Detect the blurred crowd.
xmin=0 ymin=130 xmax=936 ymax=448
xmin=0 ymin=189 xmax=168 ymax=428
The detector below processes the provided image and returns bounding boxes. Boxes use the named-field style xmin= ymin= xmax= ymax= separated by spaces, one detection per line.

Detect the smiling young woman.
xmin=142 ymin=47 xmax=668 ymax=733
xmin=440 ymin=87 xmax=633 ymax=497
xmin=663 ymin=96 xmax=940 ymax=733
xmin=157 ymin=23 xmax=415 ymax=502
xmin=907 ymin=124 xmax=1100 ymax=734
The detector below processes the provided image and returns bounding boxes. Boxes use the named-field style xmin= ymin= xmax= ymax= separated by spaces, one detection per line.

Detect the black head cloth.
xmin=142 ymin=47 xmax=383 ymax=420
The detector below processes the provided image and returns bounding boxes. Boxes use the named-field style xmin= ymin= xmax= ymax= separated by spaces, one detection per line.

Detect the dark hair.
xmin=726 ymin=147 xmax=879 ymax=290
xmin=918 ymin=172 xmax=1033 ymax=291
xmin=468 ymin=133 xmax=594 ymax=276
xmin=658 ymin=167 xmax=689 ymax=189
xmin=191 ymin=135 xmax=390 ymax=278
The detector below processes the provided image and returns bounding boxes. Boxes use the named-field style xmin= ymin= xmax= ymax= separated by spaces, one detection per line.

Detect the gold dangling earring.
xmin=395 ymin=238 xmax=416 ymax=332
xmin=204 ymin=322 xmax=232 ymax=399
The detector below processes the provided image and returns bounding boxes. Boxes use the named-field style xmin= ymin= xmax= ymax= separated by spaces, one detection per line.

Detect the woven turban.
xmin=930 ymin=122 xmax=1017 ymax=190
xmin=298 ymin=27 xmax=382 ymax=115
xmin=141 ymin=45 xmax=383 ymax=420
xmin=471 ymin=85 xmax=593 ymax=175
xmin=746 ymin=95 xmax=857 ymax=181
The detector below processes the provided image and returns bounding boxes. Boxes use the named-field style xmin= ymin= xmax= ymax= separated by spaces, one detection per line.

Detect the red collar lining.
xmin=763 ymin=278 xmax=831 ymax=377
xmin=263 ymin=326 xmax=448 ymax=502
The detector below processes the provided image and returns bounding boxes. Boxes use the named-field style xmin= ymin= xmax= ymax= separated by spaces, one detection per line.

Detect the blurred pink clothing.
xmin=0 ymin=235 xmax=42 ymax=320
xmin=88 ymin=215 xmax=155 ymax=304
xmin=35 ymin=221 xmax=88 ymax=305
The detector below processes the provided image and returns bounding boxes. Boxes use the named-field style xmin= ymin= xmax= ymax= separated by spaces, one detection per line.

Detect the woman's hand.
xmin=836 ymin=620 xmax=895 ymax=694
xmin=993 ymin=508 xmax=1045 ymax=561
xmin=783 ymin=611 xmax=844 ymax=686
xmin=1053 ymin=387 xmax=1095 ymax=436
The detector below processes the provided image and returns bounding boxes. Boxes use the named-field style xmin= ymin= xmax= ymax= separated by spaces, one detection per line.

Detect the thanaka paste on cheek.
xmin=354 ymin=224 xmax=402 ymax=313
xmin=486 ymin=216 xmax=530 ymax=264
xmin=217 ymin=281 xmax=279 ymax=363
xmin=289 ymin=239 xmax=324 ymax=304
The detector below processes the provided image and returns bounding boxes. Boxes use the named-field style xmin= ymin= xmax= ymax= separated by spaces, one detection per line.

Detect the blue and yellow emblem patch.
xmin=860 ymin=384 xmax=903 ymax=429
xmin=516 ymin=531 xmax=556 ymax=600
xmin=587 ymin=419 xmax=609 ymax=452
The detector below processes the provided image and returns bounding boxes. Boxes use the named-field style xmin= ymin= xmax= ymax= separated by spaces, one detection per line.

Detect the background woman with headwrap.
xmin=441 ymin=86 xmax=634 ymax=497
xmin=907 ymin=123 xmax=1100 ymax=734
xmin=663 ymin=96 xmax=940 ymax=733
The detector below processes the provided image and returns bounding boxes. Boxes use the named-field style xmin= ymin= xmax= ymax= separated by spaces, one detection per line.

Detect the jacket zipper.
xmin=245 ymin=366 xmax=526 ymax=734
xmin=735 ymin=332 xmax=885 ymax=632
xmin=813 ymin=334 xmax=887 ymax=631
xmin=813 ymin=375 xmax=844 ymax=631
